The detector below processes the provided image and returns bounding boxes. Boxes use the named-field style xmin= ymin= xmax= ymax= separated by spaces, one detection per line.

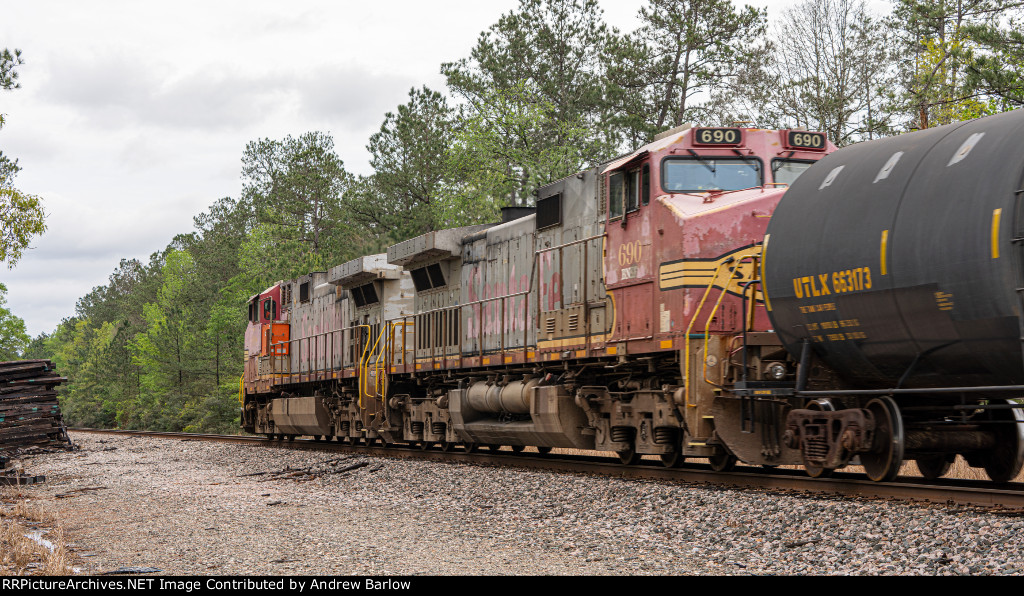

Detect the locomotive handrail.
xmin=270 ymin=323 xmax=371 ymax=377
xmin=702 ymin=254 xmax=759 ymax=390
xmin=535 ymin=233 xmax=605 ymax=254
xmin=356 ymin=324 xmax=372 ymax=408
xmin=264 ymin=232 xmax=604 ymax=382
xmin=683 ymin=259 xmax=733 ymax=408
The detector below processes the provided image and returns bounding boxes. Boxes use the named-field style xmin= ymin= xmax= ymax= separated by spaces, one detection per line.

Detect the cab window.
xmin=609 ymin=172 xmax=624 ymax=219
xmin=662 ymin=157 xmax=762 ymax=192
xmin=262 ymin=299 xmax=276 ymax=321
xmin=772 ymin=159 xmax=815 ymax=186
xmin=609 ymin=165 xmax=649 ymax=218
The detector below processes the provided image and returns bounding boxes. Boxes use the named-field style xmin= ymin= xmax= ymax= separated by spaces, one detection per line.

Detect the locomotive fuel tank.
xmin=764 ymin=109 xmax=1024 ymax=390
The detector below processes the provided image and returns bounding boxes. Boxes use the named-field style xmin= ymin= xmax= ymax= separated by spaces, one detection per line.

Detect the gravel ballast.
xmin=3 ymin=432 xmax=1024 ymax=575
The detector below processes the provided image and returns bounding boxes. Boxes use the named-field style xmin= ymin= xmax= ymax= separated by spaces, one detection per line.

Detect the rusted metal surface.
xmin=71 ymin=429 xmax=1024 ymax=510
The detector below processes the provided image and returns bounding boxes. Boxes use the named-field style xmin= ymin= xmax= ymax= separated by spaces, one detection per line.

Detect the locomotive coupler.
xmin=784 ymin=408 xmax=876 ymax=470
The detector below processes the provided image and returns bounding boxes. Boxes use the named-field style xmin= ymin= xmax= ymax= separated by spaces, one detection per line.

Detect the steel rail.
xmin=69 ymin=428 xmax=1024 ymax=510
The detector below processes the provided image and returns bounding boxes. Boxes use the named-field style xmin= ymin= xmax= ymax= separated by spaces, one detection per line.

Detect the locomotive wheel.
xmin=418 ymin=441 xmax=432 ymax=451
xmin=980 ymin=401 xmax=1024 ymax=483
xmin=659 ymin=450 xmax=684 ymax=468
xmin=708 ymin=451 xmax=737 ymax=472
xmin=915 ymin=455 xmax=953 ymax=480
xmin=803 ymin=462 xmax=834 ymax=478
xmin=617 ymin=447 xmax=641 ymax=465
xmin=861 ymin=397 xmax=905 ymax=482
xmin=535 ymin=446 xmax=552 ymax=455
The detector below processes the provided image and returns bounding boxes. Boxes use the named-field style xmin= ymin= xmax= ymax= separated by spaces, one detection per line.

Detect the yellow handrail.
xmin=373 ymin=325 xmax=394 ymax=395
xmin=356 ymin=324 xmax=372 ymax=408
xmin=683 ymin=260 xmax=732 ymax=408
xmin=682 ymin=247 xmax=761 ymax=407
xmin=702 ymin=255 xmax=758 ymax=388
xmin=360 ymin=325 xmax=389 ymax=409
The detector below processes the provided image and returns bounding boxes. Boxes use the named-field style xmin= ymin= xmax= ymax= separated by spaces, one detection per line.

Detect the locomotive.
xmin=242 ymin=110 xmax=1024 ymax=483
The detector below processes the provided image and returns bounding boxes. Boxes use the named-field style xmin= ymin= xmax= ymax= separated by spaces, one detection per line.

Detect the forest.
xmin=2 ymin=0 xmax=1023 ymax=432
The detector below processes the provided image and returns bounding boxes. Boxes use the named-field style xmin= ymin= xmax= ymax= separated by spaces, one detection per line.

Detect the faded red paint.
xmin=603 ymin=127 xmax=837 ymax=345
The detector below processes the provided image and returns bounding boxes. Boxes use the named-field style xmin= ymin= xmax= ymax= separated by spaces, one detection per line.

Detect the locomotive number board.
xmin=785 ymin=130 xmax=827 ymax=150
xmin=693 ymin=127 xmax=743 ymax=146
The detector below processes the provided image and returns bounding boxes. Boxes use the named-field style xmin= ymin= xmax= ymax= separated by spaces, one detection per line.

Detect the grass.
xmin=0 ymin=489 xmax=75 ymax=576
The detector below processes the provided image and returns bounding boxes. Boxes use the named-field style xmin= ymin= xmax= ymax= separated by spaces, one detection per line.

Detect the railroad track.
xmin=69 ymin=428 xmax=1024 ymax=511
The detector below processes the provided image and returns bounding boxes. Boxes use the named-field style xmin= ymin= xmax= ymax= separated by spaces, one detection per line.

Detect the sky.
xmin=0 ymin=0 xmax=889 ymax=338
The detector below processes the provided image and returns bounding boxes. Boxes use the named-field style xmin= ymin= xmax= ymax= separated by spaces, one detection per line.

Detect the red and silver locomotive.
xmin=243 ymin=111 xmax=1024 ymax=483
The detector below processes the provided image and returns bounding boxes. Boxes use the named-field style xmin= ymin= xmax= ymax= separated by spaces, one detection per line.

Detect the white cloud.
xmin=1 ymin=0 xmax=687 ymax=336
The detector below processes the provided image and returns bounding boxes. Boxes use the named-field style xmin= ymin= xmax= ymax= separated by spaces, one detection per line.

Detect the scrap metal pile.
xmin=0 ymin=360 xmax=71 ymax=451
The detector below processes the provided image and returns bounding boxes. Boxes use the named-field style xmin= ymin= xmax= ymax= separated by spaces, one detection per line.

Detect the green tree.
xmin=241 ymin=131 xmax=364 ymax=274
xmin=891 ymin=0 xmax=1023 ymax=129
xmin=604 ymin=0 xmax=768 ymax=145
xmin=0 ymin=48 xmax=23 ymax=90
xmin=356 ymin=87 xmax=462 ymax=238
xmin=1 ymin=48 xmax=46 ymax=268
xmin=961 ymin=5 xmax=1024 ymax=108
xmin=0 ymin=283 xmax=29 ymax=360
xmin=443 ymin=0 xmax=615 ymax=204
xmin=450 ymin=81 xmax=591 ymax=212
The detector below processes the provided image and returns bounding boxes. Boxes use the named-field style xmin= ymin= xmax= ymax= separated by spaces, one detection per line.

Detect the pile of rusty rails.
xmin=0 ymin=360 xmax=70 ymax=451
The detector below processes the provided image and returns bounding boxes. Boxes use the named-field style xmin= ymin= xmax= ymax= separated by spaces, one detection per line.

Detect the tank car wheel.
xmin=861 ymin=397 xmax=905 ymax=482
xmin=264 ymin=433 xmax=276 ymax=441
xmin=439 ymin=442 xmax=454 ymax=452
xmin=535 ymin=446 xmax=552 ymax=455
xmin=980 ymin=401 xmax=1024 ymax=483
xmin=510 ymin=445 xmax=525 ymax=453
xmin=418 ymin=441 xmax=433 ymax=451
xmin=915 ymin=455 xmax=953 ymax=480
xmin=616 ymin=447 xmax=641 ymax=465
xmin=659 ymin=450 xmax=684 ymax=468
xmin=483 ymin=444 xmax=501 ymax=452
xmin=462 ymin=443 xmax=479 ymax=453
xmin=708 ymin=451 xmax=737 ymax=472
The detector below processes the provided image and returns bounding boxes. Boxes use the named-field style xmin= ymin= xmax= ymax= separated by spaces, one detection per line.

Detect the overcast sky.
xmin=0 ymin=0 xmax=888 ymax=338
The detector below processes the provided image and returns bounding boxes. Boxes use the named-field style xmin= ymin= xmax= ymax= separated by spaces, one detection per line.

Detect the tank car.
xmin=761 ymin=109 xmax=1024 ymax=482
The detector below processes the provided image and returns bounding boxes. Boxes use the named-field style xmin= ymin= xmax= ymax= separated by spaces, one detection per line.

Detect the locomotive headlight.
xmin=765 ymin=363 xmax=788 ymax=380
